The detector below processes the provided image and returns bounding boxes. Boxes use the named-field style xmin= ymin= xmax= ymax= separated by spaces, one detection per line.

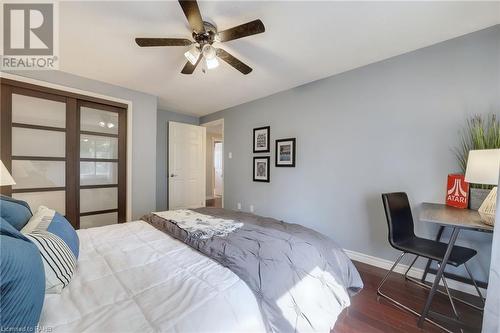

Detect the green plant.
xmin=455 ymin=113 xmax=500 ymax=188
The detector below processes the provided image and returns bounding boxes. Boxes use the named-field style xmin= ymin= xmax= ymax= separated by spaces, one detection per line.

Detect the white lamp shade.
xmin=205 ymin=56 xmax=219 ymax=69
xmin=0 ymin=160 xmax=16 ymax=186
xmin=465 ymin=149 xmax=500 ymax=185
xmin=184 ymin=45 xmax=200 ymax=65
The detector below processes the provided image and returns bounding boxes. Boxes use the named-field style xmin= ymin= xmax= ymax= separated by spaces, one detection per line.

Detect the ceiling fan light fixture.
xmin=135 ymin=0 xmax=265 ymax=75
xmin=184 ymin=45 xmax=200 ymax=65
xmin=205 ymin=56 xmax=219 ymax=70
xmin=201 ymin=44 xmax=218 ymax=70
xmin=202 ymin=44 xmax=216 ymax=60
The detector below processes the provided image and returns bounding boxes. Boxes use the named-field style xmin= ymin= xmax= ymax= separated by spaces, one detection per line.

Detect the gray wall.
xmin=201 ymin=25 xmax=500 ymax=281
xmin=156 ymin=109 xmax=199 ymax=211
xmin=6 ymin=70 xmax=158 ymax=220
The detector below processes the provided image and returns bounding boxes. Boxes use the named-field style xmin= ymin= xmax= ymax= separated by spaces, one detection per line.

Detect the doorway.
xmin=168 ymin=121 xmax=206 ymax=210
xmin=202 ymin=119 xmax=223 ymax=208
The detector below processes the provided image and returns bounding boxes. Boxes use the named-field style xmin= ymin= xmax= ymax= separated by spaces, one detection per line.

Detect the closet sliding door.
xmin=79 ymin=101 xmax=126 ymax=228
xmin=0 ymin=79 xmax=127 ymax=229
xmin=8 ymin=87 xmax=70 ymax=217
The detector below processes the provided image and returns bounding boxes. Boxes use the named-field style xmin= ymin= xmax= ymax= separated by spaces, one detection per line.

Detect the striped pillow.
xmin=22 ymin=206 xmax=79 ymax=258
xmin=25 ymin=230 xmax=76 ymax=294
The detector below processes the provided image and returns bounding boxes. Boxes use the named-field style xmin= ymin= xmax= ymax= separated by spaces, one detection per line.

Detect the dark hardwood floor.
xmin=206 ymin=196 xmax=222 ymax=208
xmin=333 ymin=261 xmax=483 ymax=333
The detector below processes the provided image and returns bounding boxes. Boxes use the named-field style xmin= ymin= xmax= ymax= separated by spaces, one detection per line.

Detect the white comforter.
xmin=39 ymin=221 xmax=266 ymax=332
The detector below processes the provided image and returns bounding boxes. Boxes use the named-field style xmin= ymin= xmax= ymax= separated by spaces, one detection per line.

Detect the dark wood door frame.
xmin=0 ymin=84 xmax=12 ymax=196
xmin=0 ymin=78 xmax=127 ymax=109
xmin=77 ymin=99 xmax=127 ymax=225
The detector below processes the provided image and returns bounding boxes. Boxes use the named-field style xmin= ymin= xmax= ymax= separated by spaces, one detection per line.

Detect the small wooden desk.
xmin=420 ymin=203 xmax=493 ymax=232
xmin=417 ymin=203 xmax=493 ymax=328
xmin=420 ymin=203 xmax=492 ymax=289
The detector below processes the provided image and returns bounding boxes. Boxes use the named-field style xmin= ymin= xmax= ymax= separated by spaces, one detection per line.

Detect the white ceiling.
xmin=59 ymin=1 xmax=500 ymax=116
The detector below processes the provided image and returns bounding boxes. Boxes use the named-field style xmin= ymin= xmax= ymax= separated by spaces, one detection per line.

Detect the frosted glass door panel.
xmin=12 ymin=94 xmax=66 ymax=128
xmin=12 ymin=128 xmax=65 ymax=157
xmin=12 ymin=191 xmax=66 ymax=214
xmin=80 ymin=135 xmax=118 ymax=159
xmin=80 ymin=212 xmax=117 ymax=229
xmin=12 ymin=160 xmax=65 ymax=189
xmin=80 ymin=187 xmax=117 ymax=213
xmin=80 ymin=107 xmax=118 ymax=135
xmin=80 ymin=162 xmax=117 ymax=185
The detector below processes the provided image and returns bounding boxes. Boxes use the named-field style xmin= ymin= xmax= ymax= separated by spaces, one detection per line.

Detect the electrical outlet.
xmin=228 ymin=152 xmax=233 ymax=159
xmin=237 ymin=202 xmax=242 ymax=210
xmin=250 ymin=205 xmax=254 ymax=213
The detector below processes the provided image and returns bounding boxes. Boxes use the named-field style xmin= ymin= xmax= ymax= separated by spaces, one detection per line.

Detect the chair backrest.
xmin=381 ymin=192 xmax=415 ymax=247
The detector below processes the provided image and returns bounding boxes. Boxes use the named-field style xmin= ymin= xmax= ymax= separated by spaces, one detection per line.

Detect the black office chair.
xmin=378 ymin=192 xmax=484 ymax=332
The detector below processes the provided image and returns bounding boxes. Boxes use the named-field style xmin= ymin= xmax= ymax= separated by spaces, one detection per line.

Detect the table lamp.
xmin=0 ymin=160 xmax=16 ymax=187
xmin=465 ymin=149 xmax=500 ymax=225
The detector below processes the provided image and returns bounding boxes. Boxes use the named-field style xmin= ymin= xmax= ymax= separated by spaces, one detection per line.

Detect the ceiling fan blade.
xmin=181 ymin=54 xmax=202 ymax=74
xmin=178 ymin=0 xmax=205 ymax=33
xmin=216 ymin=48 xmax=252 ymax=75
xmin=217 ymin=19 xmax=265 ymax=42
xmin=135 ymin=38 xmax=192 ymax=47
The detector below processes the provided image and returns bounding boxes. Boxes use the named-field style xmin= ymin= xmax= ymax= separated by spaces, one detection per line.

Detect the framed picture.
xmin=275 ymin=138 xmax=296 ymax=167
xmin=253 ymin=156 xmax=270 ymax=182
xmin=253 ymin=126 xmax=270 ymax=153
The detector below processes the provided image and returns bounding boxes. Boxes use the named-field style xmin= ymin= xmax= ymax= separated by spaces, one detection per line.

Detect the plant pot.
xmin=469 ymin=188 xmax=490 ymax=210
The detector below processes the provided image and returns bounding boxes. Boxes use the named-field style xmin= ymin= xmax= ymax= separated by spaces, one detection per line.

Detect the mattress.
xmin=144 ymin=208 xmax=362 ymax=333
xmin=38 ymin=221 xmax=267 ymax=332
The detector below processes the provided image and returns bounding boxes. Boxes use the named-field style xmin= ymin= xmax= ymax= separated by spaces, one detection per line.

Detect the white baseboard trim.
xmin=344 ymin=249 xmax=486 ymax=296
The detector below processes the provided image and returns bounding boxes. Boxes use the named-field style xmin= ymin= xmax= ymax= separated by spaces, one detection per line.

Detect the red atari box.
xmin=446 ymin=174 xmax=469 ymax=209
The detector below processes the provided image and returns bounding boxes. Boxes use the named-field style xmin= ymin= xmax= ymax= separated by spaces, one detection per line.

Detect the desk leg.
xmin=418 ymin=227 xmax=460 ymax=328
xmin=421 ymin=226 xmax=445 ymax=283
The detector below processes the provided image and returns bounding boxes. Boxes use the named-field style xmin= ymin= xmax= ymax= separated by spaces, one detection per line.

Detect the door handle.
xmin=170 ymin=174 xmax=177 ymax=177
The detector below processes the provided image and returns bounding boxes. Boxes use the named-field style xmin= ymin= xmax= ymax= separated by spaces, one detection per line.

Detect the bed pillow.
xmin=25 ymin=230 xmax=77 ymax=294
xmin=21 ymin=205 xmax=54 ymax=234
xmin=0 ymin=215 xmax=30 ymax=241
xmin=0 ymin=218 xmax=45 ymax=331
xmin=47 ymin=213 xmax=79 ymax=259
xmin=0 ymin=195 xmax=32 ymax=231
xmin=22 ymin=206 xmax=79 ymax=259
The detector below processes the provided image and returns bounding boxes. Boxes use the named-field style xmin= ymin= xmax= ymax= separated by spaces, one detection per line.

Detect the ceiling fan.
xmin=135 ymin=0 xmax=265 ymax=75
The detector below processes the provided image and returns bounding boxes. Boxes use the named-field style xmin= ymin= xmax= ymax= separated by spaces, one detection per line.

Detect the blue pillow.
xmin=0 ymin=216 xmax=29 ymax=241
xmin=47 ymin=212 xmax=79 ymax=259
xmin=0 ymin=218 xmax=45 ymax=331
xmin=0 ymin=195 xmax=32 ymax=231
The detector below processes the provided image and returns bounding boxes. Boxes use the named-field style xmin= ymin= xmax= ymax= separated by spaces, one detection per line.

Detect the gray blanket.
xmin=142 ymin=208 xmax=363 ymax=332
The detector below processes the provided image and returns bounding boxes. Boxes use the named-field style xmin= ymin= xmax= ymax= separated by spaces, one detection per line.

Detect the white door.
xmin=168 ymin=122 xmax=206 ymax=210
xmin=214 ymin=141 xmax=223 ymax=196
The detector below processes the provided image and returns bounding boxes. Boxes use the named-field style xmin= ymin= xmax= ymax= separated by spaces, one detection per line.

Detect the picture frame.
xmin=275 ymin=138 xmax=296 ymax=167
xmin=253 ymin=156 xmax=270 ymax=182
xmin=253 ymin=126 xmax=270 ymax=153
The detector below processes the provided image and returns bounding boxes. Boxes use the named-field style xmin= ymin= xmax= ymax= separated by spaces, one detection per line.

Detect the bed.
xmin=39 ymin=221 xmax=266 ymax=332
xmin=39 ymin=209 xmax=362 ymax=332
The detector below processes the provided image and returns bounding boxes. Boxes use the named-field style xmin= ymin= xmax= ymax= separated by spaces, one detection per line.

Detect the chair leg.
xmin=464 ymin=262 xmax=485 ymax=307
xmin=377 ymin=252 xmax=452 ymax=333
xmin=377 ymin=252 xmax=406 ymax=294
xmin=404 ymin=261 xmax=484 ymax=312
xmin=404 ymin=255 xmax=419 ymax=280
